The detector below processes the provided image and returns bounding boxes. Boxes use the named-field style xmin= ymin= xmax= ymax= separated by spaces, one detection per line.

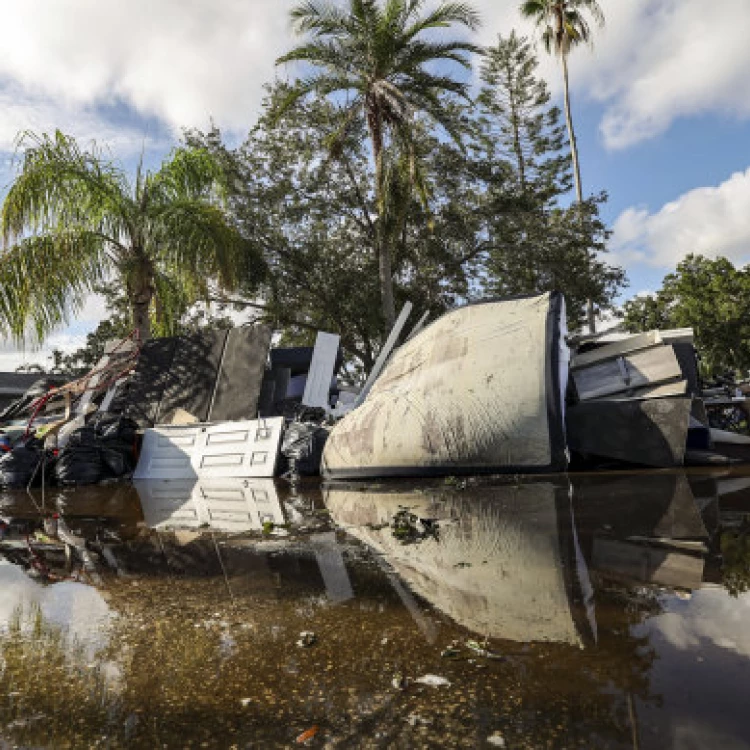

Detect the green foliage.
xmin=47 ymin=282 xmax=238 ymax=377
xmin=187 ymin=59 xmax=626 ymax=371
xmin=477 ymin=32 xmax=625 ymax=328
xmin=622 ymin=255 xmax=750 ymax=377
xmin=0 ymin=131 xmax=263 ymax=342
xmin=520 ymin=0 xmax=605 ymax=57
xmin=478 ymin=30 xmax=569 ymax=197
xmin=720 ymin=519 xmax=750 ymax=598
xmin=277 ymin=0 xmax=482 ymax=330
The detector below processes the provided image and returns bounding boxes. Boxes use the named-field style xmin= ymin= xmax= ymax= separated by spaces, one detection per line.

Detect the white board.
xmin=133 ymin=417 xmax=284 ymax=480
xmin=302 ymin=332 xmax=340 ymax=410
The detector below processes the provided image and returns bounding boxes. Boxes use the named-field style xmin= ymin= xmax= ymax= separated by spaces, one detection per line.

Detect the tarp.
xmin=322 ymin=292 xmax=568 ymax=478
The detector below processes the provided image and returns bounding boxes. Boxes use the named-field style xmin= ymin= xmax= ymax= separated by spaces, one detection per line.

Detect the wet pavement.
xmin=1 ymin=469 xmax=750 ymax=749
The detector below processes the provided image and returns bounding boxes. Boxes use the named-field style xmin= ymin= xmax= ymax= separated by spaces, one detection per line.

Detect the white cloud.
xmin=652 ymin=587 xmax=750 ymax=658
xmin=477 ymin=0 xmax=750 ymax=150
xmin=0 ymin=0 xmax=747 ymax=157
xmin=0 ymin=561 xmax=114 ymax=653
xmin=586 ymin=0 xmax=750 ymax=149
xmin=0 ymin=292 xmax=108 ymax=372
xmin=0 ymin=0 xmax=291 ymax=146
xmin=0 ymin=83 xmax=159 ymax=159
xmin=611 ymin=167 xmax=750 ymax=268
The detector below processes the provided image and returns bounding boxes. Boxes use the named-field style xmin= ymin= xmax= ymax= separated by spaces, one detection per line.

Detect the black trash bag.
xmin=55 ymin=414 xmax=139 ymax=484
xmin=91 ymin=413 xmax=138 ymax=445
xmin=55 ymin=446 xmax=106 ymax=485
xmin=281 ymin=422 xmax=330 ymax=477
xmin=0 ymin=439 xmax=51 ymax=487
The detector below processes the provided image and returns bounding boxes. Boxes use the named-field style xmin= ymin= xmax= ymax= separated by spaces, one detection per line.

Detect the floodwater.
xmin=1 ymin=470 xmax=749 ymax=749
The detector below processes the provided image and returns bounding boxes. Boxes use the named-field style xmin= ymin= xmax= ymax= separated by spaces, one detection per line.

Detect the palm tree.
xmin=0 ymin=131 xmax=262 ymax=342
xmin=520 ymin=0 xmax=604 ymax=331
xmin=276 ymin=0 xmax=481 ymax=332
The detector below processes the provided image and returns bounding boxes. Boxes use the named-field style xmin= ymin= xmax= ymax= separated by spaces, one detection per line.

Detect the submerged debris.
xmin=392 ymin=673 xmax=411 ymax=690
xmin=296 ymin=631 xmax=317 ymax=648
xmin=466 ymin=640 xmax=504 ymax=660
xmin=414 ymin=674 xmax=451 ymax=688
xmin=295 ymin=725 xmax=320 ymax=744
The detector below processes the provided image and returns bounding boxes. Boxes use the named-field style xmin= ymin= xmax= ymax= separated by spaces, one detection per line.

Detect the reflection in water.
xmin=0 ymin=470 xmax=749 ymax=748
xmin=134 ymin=478 xmax=286 ymax=532
xmin=324 ymin=480 xmax=595 ymax=647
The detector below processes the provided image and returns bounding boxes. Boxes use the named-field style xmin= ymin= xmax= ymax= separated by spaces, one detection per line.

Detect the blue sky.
xmin=1 ymin=0 xmax=750 ymax=366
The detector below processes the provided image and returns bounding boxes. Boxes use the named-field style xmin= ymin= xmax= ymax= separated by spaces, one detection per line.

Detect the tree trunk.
xmin=128 ymin=254 xmax=155 ymax=342
xmin=368 ymin=106 xmax=397 ymax=334
xmin=506 ymin=63 xmax=526 ymax=190
xmin=131 ymin=296 xmax=152 ymax=342
xmin=561 ymin=53 xmax=596 ymax=334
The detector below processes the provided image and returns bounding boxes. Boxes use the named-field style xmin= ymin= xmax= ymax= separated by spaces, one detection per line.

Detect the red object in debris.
xmin=296 ymin=725 xmax=319 ymax=744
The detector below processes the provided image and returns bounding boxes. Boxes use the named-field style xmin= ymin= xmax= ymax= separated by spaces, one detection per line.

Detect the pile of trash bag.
xmin=55 ymin=414 xmax=139 ymax=485
xmin=281 ymin=407 xmax=331 ymax=477
xmin=0 ymin=437 xmax=53 ymax=488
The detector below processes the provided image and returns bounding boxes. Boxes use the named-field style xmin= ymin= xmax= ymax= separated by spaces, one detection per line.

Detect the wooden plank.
xmin=302 ymin=332 xmax=340 ymax=410
xmin=573 ymin=344 xmax=683 ymax=401
xmin=659 ymin=328 xmax=694 ymax=345
xmin=572 ymin=331 xmax=662 ymax=369
xmin=353 ymin=301 xmax=412 ymax=408
xmin=405 ymin=310 xmax=430 ymax=343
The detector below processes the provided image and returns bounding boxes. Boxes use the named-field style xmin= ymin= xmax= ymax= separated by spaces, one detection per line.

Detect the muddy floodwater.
xmin=1 ymin=469 xmax=750 ymax=749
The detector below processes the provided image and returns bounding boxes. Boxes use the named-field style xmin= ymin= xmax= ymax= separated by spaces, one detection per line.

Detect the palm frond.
xmin=150 ymin=199 xmax=263 ymax=291
xmin=146 ymin=146 xmax=227 ymax=207
xmin=290 ymin=1 xmax=352 ymax=35
xmin=2 ymin=130 xmax=133 ymax=246
xmin=0 ymin=229 xmax=108 ymax=342
xmin=404 ymin=2 xmax=481 ymax=38
xmin=396 ymin=39 xmax=480 ymax=70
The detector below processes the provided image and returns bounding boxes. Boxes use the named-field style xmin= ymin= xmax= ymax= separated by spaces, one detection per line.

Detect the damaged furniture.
xmin=322 ymin=292 xmax=569 ymax=479
xmin=566 ymin=328 xmax=703 ymax=468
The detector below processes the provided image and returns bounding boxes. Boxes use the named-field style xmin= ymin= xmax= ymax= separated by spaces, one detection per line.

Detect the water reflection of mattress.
xmin=133 ymin=478 xmax=285 ymax=532
xmin=324 ymin=481 xmax=595 ymax=647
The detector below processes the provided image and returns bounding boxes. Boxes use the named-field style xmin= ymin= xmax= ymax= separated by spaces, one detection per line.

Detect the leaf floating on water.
xmin=296 ymin=725 xmax=319 ymax=744
xmin=415 ymin=674 xmax=451 ymax=687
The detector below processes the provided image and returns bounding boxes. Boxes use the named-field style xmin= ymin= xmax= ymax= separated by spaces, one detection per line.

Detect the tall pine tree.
xmin=476 ymin=32 xmax=624 ymax=329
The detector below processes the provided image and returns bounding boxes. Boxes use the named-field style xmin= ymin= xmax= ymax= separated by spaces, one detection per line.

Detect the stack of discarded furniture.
xmin=5 ymin=290 xmax=750 ymax=486
xmin=131 ymin=328 xmax=345 ymax=481
xmin=566 ymin=328 xmax=701 ymax=468
xmin=567 ymin=327 xmax=750 ymax=468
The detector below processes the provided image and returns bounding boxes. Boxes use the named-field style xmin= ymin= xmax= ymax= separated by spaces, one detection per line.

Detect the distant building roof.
xmin=0 ymin=372 xmax=58 ymax=396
